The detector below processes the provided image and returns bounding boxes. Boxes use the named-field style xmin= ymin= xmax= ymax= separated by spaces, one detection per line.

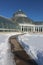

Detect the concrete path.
xmin=9 ymin=35 xmax=38 ymax=65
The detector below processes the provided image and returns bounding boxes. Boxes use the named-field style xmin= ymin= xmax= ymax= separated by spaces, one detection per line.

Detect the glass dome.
xmin=13 ymin=9 xmax=27 ymax=17
xmin=12 ymin=10 xmax=33 ymax=24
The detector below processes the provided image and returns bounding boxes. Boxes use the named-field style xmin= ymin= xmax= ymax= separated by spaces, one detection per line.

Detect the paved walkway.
xmin=9 ymin=35 xmax=38 ymax=65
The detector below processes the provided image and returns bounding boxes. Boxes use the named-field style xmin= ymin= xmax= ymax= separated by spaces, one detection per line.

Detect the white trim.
xmin=19 ymin=23 xmax=35 ymax=26
xmin=15 ymin=14 xmax=27 ymax=17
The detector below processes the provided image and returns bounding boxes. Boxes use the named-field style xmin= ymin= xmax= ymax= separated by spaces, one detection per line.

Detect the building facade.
xmin=12 ymin=9 xmax=43 ymax=33
xmin=19 ymin=23 xmax=43 ymax=33
xmin=0 ymin=9 xmax=43 ymax=33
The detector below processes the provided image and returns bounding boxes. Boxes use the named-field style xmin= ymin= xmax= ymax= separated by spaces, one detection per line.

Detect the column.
xmin=31 ymin=26 xmax=33 ymax=32
xmin=23 ymin=26 xmax=24 ymax=32
xmin=21 ymin=26 xmax=22 ymax=32
xmin=33 ymin=26 xmax=35 ymax=32
xmin=27 ymin=26 xmax=28 ymax=32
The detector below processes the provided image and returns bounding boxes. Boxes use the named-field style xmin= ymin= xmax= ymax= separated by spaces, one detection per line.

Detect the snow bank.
xmin=0 ymin=33 xmax=16 ymax=65
xmin=18 ymin=33 xmax=43 ymax=65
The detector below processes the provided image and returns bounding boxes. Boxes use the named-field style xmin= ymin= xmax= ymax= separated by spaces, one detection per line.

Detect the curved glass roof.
xmin=13 ymin=17 xmax=33 ymax=24
xmin=0 ymin=16 xmax=17 ymax=29
xmin=13 ymin=9 xmax=27 ymax=17
xmin=12 ymin=10 xmax=33 ymax=24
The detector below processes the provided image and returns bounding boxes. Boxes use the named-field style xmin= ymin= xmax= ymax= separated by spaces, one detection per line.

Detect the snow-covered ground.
xmin=18 ymin=33 xmax=43 ymax=65
xmin=0 ymin=33 xmax=16 ymax=65
xmin=0 ymin=32 xmax=43 ymax=65
xmin=0 ymin=32 xmax=22 ymax=65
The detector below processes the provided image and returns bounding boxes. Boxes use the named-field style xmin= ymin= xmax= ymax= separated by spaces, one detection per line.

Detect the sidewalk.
xmin=9 ymin=35 xmax=38 ymax=65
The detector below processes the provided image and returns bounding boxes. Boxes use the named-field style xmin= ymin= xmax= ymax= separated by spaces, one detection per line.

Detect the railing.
xmin=0 ymin=28 xmax=19 ymax=32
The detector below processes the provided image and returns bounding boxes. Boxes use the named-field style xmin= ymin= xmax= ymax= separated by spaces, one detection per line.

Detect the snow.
xmin=0 ymin=32 xmax=43 ymax=65
xmin=0 ymin=33 xmax=17 ymax=65
xmin=0 ymin=32 xmax=22 ymax=65
xmin=18 ymin=33 xmax=43 ymax=65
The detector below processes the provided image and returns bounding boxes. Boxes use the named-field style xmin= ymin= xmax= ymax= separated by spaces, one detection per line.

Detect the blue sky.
xmin=0 ymin=0 xmax=43 ymax=21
